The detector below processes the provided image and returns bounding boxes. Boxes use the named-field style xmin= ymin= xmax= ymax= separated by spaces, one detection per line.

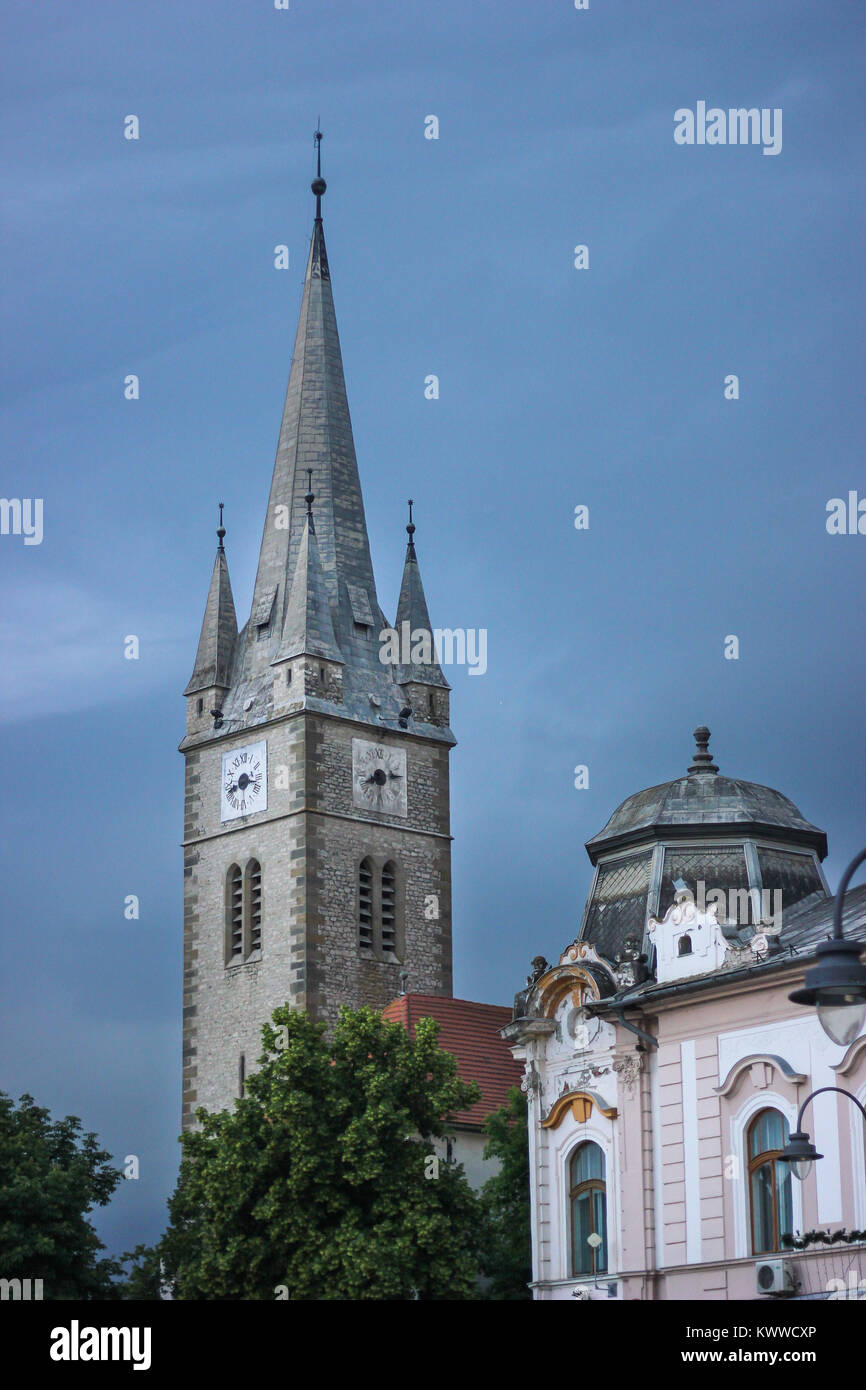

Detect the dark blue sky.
xmin=1 ymin=0 xmax=864 ymax=1258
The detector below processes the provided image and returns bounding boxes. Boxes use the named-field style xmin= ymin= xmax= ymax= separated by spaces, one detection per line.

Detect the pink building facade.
xmin=504 ymin=730 xmax=866 ymax=1301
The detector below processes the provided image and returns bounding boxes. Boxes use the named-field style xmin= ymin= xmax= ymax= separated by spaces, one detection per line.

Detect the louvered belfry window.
xmin=381 ymin=862 xmax=397 ymax=954
xmin=228 ymin=865 xmax=243 ymax=959
xmin=248 ymin=860 xmax=262 ymax=953
xmin=359 ymin=859 xmax=374 ymax=948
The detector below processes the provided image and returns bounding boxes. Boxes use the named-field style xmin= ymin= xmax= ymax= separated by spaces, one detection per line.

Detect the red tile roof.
xmin=382 ymin=994 xmax=523 ymax=1128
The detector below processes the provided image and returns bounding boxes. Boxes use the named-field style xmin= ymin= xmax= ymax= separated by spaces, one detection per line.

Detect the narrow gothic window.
xmin=196 ymin=697 xmax=203 ymax=714
xmin=239 ymin=1053 xmax=246 ymax=1099
xmin=748 ymin=1109 xmax=793 ymax=1254
xmin=570 ymin=1142 xmax=607 ymax=1276
xmin=428 ymin=691 xmax=435 ymax=718
xmin=247 ymin=859 xmax=262 ymax=954
xmin=381 ymin=861 xmax=397 ymax=954
xmin=359 ymin=858 xmax=374 ymax=948
xmin=227 ymin=865 xmax=243 ymax=961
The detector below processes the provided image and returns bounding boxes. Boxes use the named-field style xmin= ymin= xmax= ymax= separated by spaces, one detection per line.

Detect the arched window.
xmin=570 ymin=1142 xmax=607 ymax=1276
xmin=381 ymin=862 xmax=397 ymax=955
xmin=358 ymin=859 xmax=374 ymax=949
xmin=226 ymin=865 xmax=243 ymax=961
xmin=748 ymin=1108 xmax=793 ymax=1254
xmin=226 ymin=861 xmax=262 ymax=965
xmin=247 ymin=860 xmax=262 ymax=954
xmin=678 ymin=934 xmax=692 ymax=956
xmin=358 ymin=858 xmax=403 ymax=958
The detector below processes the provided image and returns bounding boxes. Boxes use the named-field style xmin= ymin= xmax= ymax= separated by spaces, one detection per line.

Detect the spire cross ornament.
xmin=217 ymin=501 xmax=226 ymax=551
xmin=312 ymin=127 xmax=326 ymax=218
xmin=305 ymin=468 xmax=315 ymax=530
xmin=406 ymin=498 xmax=416 ymax=551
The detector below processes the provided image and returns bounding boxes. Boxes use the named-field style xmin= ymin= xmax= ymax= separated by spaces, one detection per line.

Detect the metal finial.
xmin=688 ymin=725 xmax=719 ymax=775
xmin=406 ymin=498 xmax=416 ymax=550
xmin=312 ymin=127 xmax=326 ymax=217
xmin=305 ymin=468 xmax=315 ymax=530
xmin=217 ymin=501 xmax=226 ymax=550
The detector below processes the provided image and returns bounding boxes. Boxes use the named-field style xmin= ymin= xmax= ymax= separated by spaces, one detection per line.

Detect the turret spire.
xmin=184 ymin=513 xmax=238 ymax=696
xmin=395 ymin=500 xmax=448 ymax=692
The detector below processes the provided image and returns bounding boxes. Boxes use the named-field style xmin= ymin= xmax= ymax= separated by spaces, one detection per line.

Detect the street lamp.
xmin=778 ymin=1086 xmax=866 ymax=1182
xmin=789 ymin=847 xmax=866 ymax=1047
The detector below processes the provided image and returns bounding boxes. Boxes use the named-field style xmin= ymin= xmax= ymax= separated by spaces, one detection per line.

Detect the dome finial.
xmin=689 ymin=725 xmax=719 ymax=775
xmin=217 ymin=500 xmax=226 ymax=551
xmin=311 ymin=126 xmax=326 ymax=218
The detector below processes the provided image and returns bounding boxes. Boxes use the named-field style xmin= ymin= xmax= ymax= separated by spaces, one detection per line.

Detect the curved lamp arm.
xmin=796 ymin=1085 xmax=866 ymax=1132
xmin=833 ymin=846 xmax=866 ymax=940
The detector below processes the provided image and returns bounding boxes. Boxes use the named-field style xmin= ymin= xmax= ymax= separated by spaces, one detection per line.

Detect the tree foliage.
xmin=156 ymin=1005 xmax=483 ymax=1299
xmin=479 ymin=1086 xmax=532 ymax=1299
xmin=0 ymin=1091 xmax=122 ymax=1299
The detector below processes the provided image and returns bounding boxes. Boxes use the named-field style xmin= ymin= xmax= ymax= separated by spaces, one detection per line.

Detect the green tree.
xmin=0 ymin=1092 xmax=122 ymax=1299
xmin=118 ymin=1243 xmax=165 ymax=1300
xmin=479 ymin=1086 xmax=532 ymax=1299
xmin=158 ymin=1005 xmax=482 ymax=1299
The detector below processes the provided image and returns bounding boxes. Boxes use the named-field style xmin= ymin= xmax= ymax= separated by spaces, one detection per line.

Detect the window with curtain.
xmin=570 ymin=1141 xmax=608 ymax=1276
xmin=748 ymin=1108 xmax=793 ymax=1254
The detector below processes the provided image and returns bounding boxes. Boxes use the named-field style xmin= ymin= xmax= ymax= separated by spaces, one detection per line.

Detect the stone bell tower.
xmin=179 ymin=135 xmax=455 ymax=1128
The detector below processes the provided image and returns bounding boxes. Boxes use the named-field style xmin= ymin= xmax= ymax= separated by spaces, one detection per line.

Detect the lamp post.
xmin=778 ymin=1086 xmax=866 ymax=1183
xmin=789 ymin=847 xmax=866 ymax=1047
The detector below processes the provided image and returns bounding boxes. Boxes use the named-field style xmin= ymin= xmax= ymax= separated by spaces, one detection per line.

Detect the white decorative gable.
xmin=647 ymin=898 xmax=729 ymax=983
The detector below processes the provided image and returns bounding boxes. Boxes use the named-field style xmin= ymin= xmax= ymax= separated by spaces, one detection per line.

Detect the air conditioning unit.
xmin=755 ymin=1258 xmax=796 ymax=1296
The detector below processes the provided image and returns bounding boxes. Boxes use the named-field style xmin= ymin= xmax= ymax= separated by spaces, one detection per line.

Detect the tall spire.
xmin=395 ymin=501 xmax=448 ymax=689
xmin=184 ymin=505 xmax=238 ymax=694
xmin=245 ymin=135 xmax=384 ymax=701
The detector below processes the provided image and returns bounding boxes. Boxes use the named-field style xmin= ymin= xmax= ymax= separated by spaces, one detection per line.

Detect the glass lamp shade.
xmin=790 ymin=938 xmax=866 ymax=1047
xmin=815 ymin=998 xmax=866 ymax=1048
xmin=778 ymin=1130 xmax=822 ymax=1181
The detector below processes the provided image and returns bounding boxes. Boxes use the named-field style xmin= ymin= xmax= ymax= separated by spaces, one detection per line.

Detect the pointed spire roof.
xmin=395 ymin=501 xmax=448 ymax=688
xmin=247 ymin=133 xmax=380 ymax=671
xmin=185 ymin=505 xmax=238 ymax=694
xmin=273 ymin=477 xmax=342 ymax=665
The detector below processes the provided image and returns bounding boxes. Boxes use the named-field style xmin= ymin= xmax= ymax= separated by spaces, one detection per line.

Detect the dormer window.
xmin=677 ymin=934 xmax=692 ymax=956
xmin=252 ymin=586 xmax=277 ymax=644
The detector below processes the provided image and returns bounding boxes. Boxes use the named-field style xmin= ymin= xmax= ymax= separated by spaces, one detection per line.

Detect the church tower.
xmin=180 ymin=139 xmax=455 ymax=1129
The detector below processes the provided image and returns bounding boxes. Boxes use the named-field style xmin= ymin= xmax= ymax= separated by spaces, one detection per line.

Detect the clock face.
xmin=352 ymin=739 xmax=407 ymax=817
xmin=221 ymin=741 xmax=267 ymax=822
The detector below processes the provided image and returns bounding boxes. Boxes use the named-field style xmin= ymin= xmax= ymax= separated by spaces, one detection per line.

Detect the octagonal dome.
xmin=586 ymin=727 xmax=827 ymax=864
xmin=578 ymin=727 xmax=828 ymax=969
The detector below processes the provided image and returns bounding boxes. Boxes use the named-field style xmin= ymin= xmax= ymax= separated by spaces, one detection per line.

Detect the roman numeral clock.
xmin=221 ymin=741 xmax=267 ymax=821
xmin=352 ymin=739 xmax=407 ymax=817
